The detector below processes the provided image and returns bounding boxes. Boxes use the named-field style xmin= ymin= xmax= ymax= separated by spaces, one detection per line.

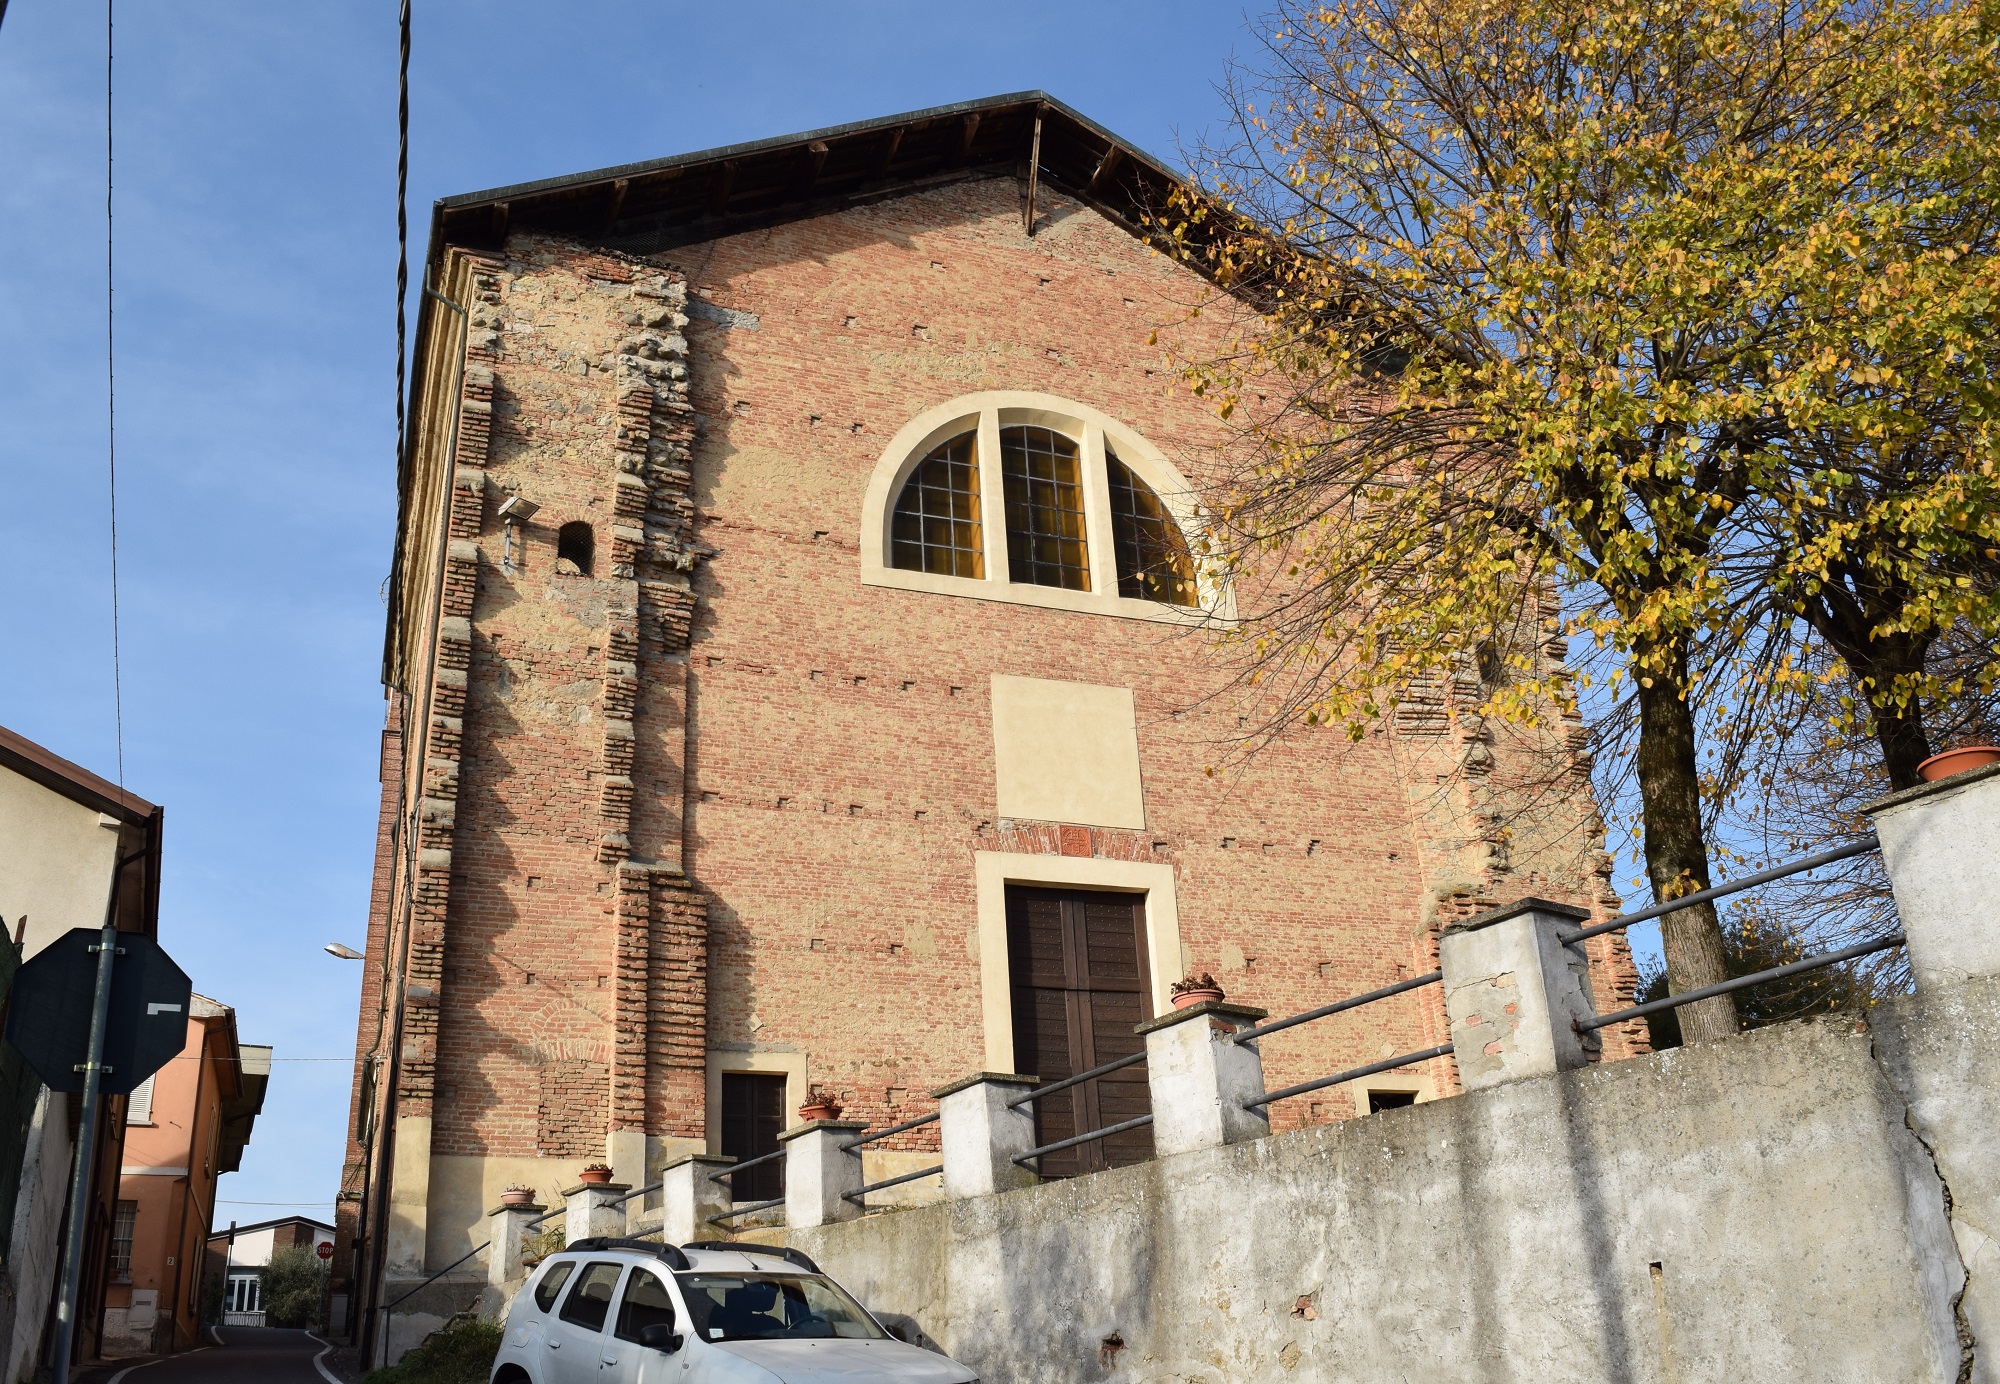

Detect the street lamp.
xmin=324 ymin=943 xmax=363 ymax=960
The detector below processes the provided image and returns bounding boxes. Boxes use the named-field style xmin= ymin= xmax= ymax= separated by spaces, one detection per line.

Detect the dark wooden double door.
xmin=1006 ymin=885 xmax=1155 ymax=1176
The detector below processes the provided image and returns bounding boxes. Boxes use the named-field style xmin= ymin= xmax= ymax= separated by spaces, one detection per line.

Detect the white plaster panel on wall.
xmin=990 ymin=676 xmax=1144 ymax=829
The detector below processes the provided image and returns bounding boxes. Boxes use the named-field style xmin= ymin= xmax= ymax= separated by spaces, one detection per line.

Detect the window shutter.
xmin=127 ymin=1074 xmax=155 ymax=1125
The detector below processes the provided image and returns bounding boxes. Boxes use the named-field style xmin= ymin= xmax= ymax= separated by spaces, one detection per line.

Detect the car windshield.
xmin=674 ymin=1272 xmax=886 ymax=1342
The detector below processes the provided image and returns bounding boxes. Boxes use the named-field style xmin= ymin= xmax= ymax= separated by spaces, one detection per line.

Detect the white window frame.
xmin=859 ymin=391 xmax=1231 ymax=623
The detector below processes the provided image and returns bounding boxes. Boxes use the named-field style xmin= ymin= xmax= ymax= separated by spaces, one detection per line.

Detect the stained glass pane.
xmin=1108 ymin=453 xmax=1198 ymax=606
xmin=1000 ymin=426 xmax=1090 ymax=591
xmin=889 ymin=432 xmax=984 ymax=579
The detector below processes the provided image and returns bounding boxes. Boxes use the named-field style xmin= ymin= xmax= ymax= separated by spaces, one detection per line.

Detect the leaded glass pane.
xmin=889 ymin=432 xmax=983 ymax=578
xmin=1000 ymin=426 xmax=1090 ymax=591
xmin=1108 ymin=453 xmax=1198 ymax=606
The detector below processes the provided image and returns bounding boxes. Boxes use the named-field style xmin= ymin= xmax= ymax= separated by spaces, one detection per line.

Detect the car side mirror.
xmin=638 ymin=1322 xmax=682 ymax=1353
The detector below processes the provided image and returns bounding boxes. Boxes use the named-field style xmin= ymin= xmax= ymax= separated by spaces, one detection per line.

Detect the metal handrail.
xmin=1245 ymin=1044 xmax=1454 ymax=1109
xmin=611 ymin=1179 xmax=661 ymax=1208
xmin=382 ymin=1239 xmax=490 ymax=1312
xmin=1561 ymin=835 xmax=1881 ymax=947
xmin=1576 ymin=932 xmax=1905 ymax=1032
xmin=1005 ymin=1051 xmax=1146 ymax=1108
xmin=1233 ymin=971 xmax=1443 ymax=1045
xmin=841 ymin=1164 xmax=945 ymax=1203
xmin=1011 ymin=1113 xmax=1154 ymax=1166
xmin=709 ymin=1195 xmax=785 ymax=1223
xmin=709 ymin=1148 xmax=783 ymax=1183
xmin=842 ymin=1111 xmax=939 ymax=1151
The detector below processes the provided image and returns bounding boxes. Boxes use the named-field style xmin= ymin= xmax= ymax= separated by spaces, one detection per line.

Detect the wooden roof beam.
xmin=872 ymin=126 xmax=904 ymax=180
xmin=1088 ymin=144 xmax=1123 ymax=194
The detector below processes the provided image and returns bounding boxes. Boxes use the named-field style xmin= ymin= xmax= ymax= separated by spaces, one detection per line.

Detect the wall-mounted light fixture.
xmin=324 ymin=943 xmax=364 ymax=960
xmin=498 ymin=494 xmax=539 ymax=573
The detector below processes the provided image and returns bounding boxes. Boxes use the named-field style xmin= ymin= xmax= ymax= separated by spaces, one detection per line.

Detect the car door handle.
xmin=546 ymin=1339 xmax=561 ymax=1348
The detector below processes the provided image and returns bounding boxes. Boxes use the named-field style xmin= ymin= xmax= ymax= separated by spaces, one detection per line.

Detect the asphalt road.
xmin=92 ymin=1327 xmax=341 ymax=1383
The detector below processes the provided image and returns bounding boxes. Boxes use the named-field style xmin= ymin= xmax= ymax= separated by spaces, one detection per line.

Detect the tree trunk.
xmin=1871 ymin=692 xmax=1934 ymax=792
xmin=1634 ymin=652 xmax=1739 ymax=1043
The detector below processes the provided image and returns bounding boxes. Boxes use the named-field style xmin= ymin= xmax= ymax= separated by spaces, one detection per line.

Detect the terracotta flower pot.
xmin=798 ymin=1103 xmax=839 ymax=1123
xmin=1918 ymin=745 xmax=2000 ymax=783
xmin=1171 ymin=986 xmax=1225 ymax=1010
xmin=500 ymin=1188 xmax=536 ymax=1207
xmin=578 ymin=1166 xmax=613 ymax=1186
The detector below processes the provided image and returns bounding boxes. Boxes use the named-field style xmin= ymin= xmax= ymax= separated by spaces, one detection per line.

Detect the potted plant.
xmin=1170 ymin=972 xmax=1226 ymax=1009
xmin=798 ymin=1084 xmax=844 ymax=1122
xmin=499 ymin=1185 xmax=537 ymax=1207
xmin=578 ymin=1162 xmax=614 ymax=1186
xmin=1918 ymin=745 xmax=2000 ymax=782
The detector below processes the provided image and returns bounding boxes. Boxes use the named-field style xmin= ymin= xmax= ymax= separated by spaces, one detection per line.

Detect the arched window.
xmin=889 ymin=431 xmax=983 ymax=578
xmin=863 ymin=392 xmax=1220 ymax=622
xmin=1000 ymin=426 xmax=1089 ymax=591
xmin=1107 ymin=452 xmax=1197 ymax=606
xmin=557 ymin=521 xmax=595 ymax=576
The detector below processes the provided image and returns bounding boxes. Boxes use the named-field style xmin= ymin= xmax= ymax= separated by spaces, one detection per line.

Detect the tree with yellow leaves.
xmin=1164 ymin=0 xmax=2000 ymax=1041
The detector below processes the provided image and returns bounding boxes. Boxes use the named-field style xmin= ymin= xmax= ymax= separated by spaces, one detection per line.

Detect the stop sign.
xmin=3 ymin=929 xmax=193 ymax=1094
xmin=317 ymin=1242 xmax=334 ymax=1261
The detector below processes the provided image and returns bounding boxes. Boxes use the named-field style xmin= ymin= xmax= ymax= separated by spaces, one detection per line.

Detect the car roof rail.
xmin=563 ymin=1237 xmax=692 ymax=1270
xmin=680 ymin=1240 xmax=821 ymax=1275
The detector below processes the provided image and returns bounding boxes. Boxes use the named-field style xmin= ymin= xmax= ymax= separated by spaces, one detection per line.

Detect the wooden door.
xmin=719 ymin=1073 xmax=785 ymax=1201
xmin=1005 ymin=886 xmax=1155 ymax=1175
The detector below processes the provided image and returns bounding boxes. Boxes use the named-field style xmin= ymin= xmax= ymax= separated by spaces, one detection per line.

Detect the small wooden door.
xmin=720 ymin=1073 xmax=785 ymax=1201
xmin=1005 ymin=885 xmax=1155 ymax=1176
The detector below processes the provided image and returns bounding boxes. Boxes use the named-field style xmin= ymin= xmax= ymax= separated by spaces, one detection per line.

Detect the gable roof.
xmin=207 ymin=1213 xmax=334 ymax=1243
xmin=426 ymin=91 xmax=1186 ymax=265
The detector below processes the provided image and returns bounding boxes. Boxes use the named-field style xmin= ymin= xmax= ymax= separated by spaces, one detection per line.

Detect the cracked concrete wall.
xmin=1872 ymin=977 xmax=2000 ymax=1383
xmin=780 ymin=1007 xmax=1981 ymax=1382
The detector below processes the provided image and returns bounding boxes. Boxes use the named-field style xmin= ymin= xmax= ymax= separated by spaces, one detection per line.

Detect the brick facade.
xmin=342 ymin=123 xmax=1640 ymax=1292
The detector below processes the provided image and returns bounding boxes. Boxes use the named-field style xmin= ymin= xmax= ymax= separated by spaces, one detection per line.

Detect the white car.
xmin=490 ymin=1237 xmax=977 ymax=1384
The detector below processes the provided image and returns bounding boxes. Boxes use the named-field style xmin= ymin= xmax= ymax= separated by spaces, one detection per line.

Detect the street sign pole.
xmin=50 ymin=860 xmax=132 ymax=1384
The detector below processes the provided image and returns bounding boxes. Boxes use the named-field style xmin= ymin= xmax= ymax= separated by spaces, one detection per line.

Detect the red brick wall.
xmin=355 ymin=174 xmax=1637 ymax=1206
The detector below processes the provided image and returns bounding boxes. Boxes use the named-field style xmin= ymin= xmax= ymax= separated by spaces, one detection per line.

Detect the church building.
xmin=338 ymin=92 xmax=1639 ymax=1339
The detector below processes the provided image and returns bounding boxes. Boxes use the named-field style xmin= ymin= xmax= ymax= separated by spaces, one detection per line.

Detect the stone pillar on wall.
xmin=1138 ymin=1002 xmax=1270 ymax=1158
xmin=564 ymin=1183 xmax=631 ymax=1245
xmin=655 ymin=1155 xmax=736 ymax=1244
xmin=486 ymin=1202 xmax=546 ymax=1287
xmin=781 ymin=1122 xmax=867 ymax=1229
xmin=1439 ymin=899 xmax=1599 ymax=1091
xmin=934 ymin=1074 xmax=1040 ymax=1200
xmin=1868 ymin=764 xmax=2000 ymax=989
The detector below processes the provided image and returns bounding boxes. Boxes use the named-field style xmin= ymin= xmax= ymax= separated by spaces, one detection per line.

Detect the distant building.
xmin=205 ymin=1216 xmax=333 ymax=1328
xmin=101 ymin=996 xmax=268 ymax=1355
xmin=0 ymin=723 xmax=164 ymax=1377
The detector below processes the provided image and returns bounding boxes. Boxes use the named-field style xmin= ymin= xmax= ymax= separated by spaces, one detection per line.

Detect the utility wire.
xmin=395 ymin=0 xmax=409 ymax=466
xmin=107 ymin=0 xmax=124 ymax=789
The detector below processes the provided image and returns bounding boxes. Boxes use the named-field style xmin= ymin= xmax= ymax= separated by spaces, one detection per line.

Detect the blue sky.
xmin=0 ymin=2 xmax=1257 ymax=1223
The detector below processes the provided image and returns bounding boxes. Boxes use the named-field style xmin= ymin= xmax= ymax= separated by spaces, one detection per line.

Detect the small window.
xmin=1368 ymin=1089 xmax=1418 ymax=1113
xmin=560 ymin=1261 xmax=625 ymax=1332
xmin=1108 ymin=454 xmax=1197 ymax=607
xmin=111 ymin=1201 xmax=136 ymax=1276
xmin=614 ymin=1267 xmax=678 ymax=1343
xmin=889 ymin=432 xmax=983 ymax=578
xmin=533 ymin=1260 xmax=576 ymax=1313
xmin=557 ymin=522 xmax=595 ymax=576
xmin=1000 ymin=426 xmax=1089 ymax=590
xmin=720 ymin=1073 xmax=786 ymax=1203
